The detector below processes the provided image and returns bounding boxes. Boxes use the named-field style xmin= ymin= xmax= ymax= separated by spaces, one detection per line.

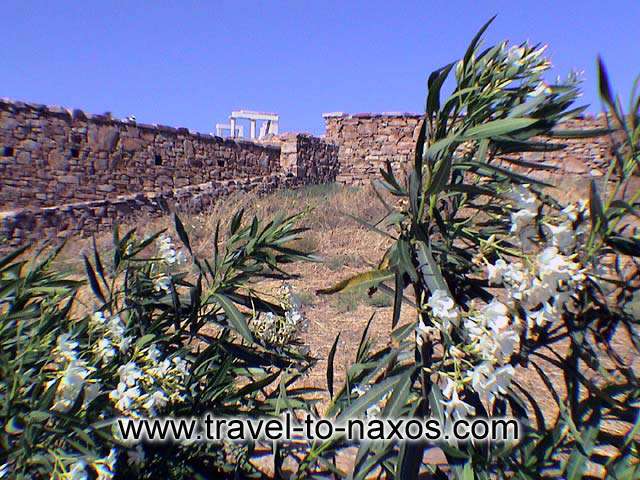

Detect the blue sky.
xmin=2 ymin=1 xmax=639 ymax=135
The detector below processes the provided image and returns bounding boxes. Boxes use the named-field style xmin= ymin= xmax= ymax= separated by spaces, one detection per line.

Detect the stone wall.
xmin=279 ymin=133 xmax=340 ymax=183
xmin=0 ymin=174 xmax=291 ymax=247
xmin=0 ymin=99 xmax=624 ymax=248
xmin=0 ymin=99 xmax=281 ymax=209
xmin=0 ymin=100 xmax=340 ymax=247
xmin=323 ymin=112 xmax=616 ymax=185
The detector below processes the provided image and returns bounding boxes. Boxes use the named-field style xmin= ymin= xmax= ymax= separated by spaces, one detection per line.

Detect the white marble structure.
xmin=218 ymin=110 xmax=279 ymax=140
xmin=215 ymin=123 xmax=244 ymax=138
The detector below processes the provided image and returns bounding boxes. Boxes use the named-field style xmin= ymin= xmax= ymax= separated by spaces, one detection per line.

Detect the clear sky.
xmin=2 ymin=1 xmax=639 ymax=135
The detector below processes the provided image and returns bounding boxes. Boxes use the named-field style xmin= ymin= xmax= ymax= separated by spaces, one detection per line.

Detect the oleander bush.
xmin=311 ymin=18 xmax=640 ymax=480
xmin=1 ymin=211 xmax=316 ymax=479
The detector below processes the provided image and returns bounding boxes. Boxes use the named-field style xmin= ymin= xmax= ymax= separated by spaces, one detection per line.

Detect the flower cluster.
xmin=157 ymin=234 xmax=187 ymax=266
xmin=251 ymin=284 xmax=307 ymax=347
xmin=422 ymin=291 xmax=519 ymax=420
xmin=66 ymin=448 xmax=118 ymax=480
xmin=91 ymin=311 xmax=132 ymax=362
xmin=487 ymin=246 xmax=585 ymax=331
xmin=415 ymin=187 xmax=591 ymax=423
xmin=109 ymin=344 xmax=189 ymax=417
xmin=49 ymin=334 xmax=100 ymax=413
xmin=506 ymin=184 xmax=540 ymax=234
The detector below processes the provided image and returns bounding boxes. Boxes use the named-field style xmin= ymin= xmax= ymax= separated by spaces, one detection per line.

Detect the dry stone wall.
xmin=0 ymin=100 xmax=339 ymax=247
xmin=1 ymin=174 xmax=289 ymax=247
xmin=323 ymin=112 xmax=617 ymax=186
xmin=0 ymin=99 xmax=281 ymax=209
xmin=278 ymin=133 xmax=340 ymax=183
xmin=0 ymin=99 xmax=624 ymax=248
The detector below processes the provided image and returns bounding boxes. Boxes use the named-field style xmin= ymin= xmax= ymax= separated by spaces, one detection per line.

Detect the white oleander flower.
xmin=149 ymin=359 xmax=172 ymax=378
xmin=442 ymin=388 xmax=476 ymax=420
xmin=171 ymin=357 xmax=189 ymax=377
xmin=92 ymin=311 xmax=107 ymax=326
xmin=427 ymin=290 xmax=460 ymax=332
xmin=495 ymin=329 xmax=519 ymax=361
xmin=52 ymin=360 xmax=91 ymax=412
xmin=118 ymin=336 xmax=132 ymax=353
xmin=471 ymin=363 xmax=514 ymax=405
xmin=507 ymin=184 xmax=538 ymax=211
xmin=547 ymin=221 xmax=576 ymax=253
xmin=147 ymin=344 xmax=162 ymax=363
xmin=107 ymin=315 xmax=126 ymax=341
xmin=511 ymin=208 xmax=537 ymax=234
xmin=153 ymin=275 xmax=171 ymax=293
xmin=524 ymin=277 xmax=555 ymax=308
xmin=158 ymin=235 xmax=186 ymax=265
xmin=83 ymin=382 xmax=101 ymax=407
xmin=118 ymin=362 xmax=143 ymax=387
xmin=486 ymin=259 xmax=508 ymax=285
xmin=483 ymin=300 xmax=510 ymax=332
xmin=142 ymin=389 xmax=169 ymax=415
xmin=96 ymin=338 xmax=116 ymax=364
xmin=561 ymin=204 xmax=579 ymax=222
xmin=416 ymin=320 xmax=439 ymax=339
xmin=537 ymin=247 xmax=579 ymax=286
xmin=56 ymin=333 xmax=79 ymax=362
xmin=507 ymin=185 xmax=539 ymax=234
xmin=528 ymin=301 xmax=561 ymax=328
xmin=109 ymin=383 xmax=141 ymax=413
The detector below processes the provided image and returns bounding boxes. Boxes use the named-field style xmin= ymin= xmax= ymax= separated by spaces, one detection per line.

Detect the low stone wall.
xmin=279 ymin=133 xmax=340 ymax=183
xmin=323 ymin=112 xmax=617 ymax=185
xmin=0 ymin=174 xmax=294 ymax=248
xmin=0 ymin=99 xmax=281 ymax=209
xmin=0 ymin=100 xmax=341 ymax=247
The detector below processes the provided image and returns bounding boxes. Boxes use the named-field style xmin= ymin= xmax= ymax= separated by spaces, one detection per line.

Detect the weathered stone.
xmin=87 ymin=125 xmax=119 ymax=151
xmin=59 ymin=175 xmax=80 ymax=184
xmin=47 ymin=150 xmax=66 ymax=168
xmin=121 ymin=136 xmax=145 ymax=152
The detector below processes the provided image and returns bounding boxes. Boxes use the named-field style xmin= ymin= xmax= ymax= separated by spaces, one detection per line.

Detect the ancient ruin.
xmin=0 ymin=99 xmax=616 ymax=246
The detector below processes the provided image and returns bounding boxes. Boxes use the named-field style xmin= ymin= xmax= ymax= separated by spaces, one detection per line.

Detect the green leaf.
xmin=173 ymin=213 xmax=192 ymax=255
xmin=462 ymin=460 xmax=475 ymax=480
xmin=316 ymin=269 xmax=394 ymax=295
xmin=337 ymin=373 xmax=407 ymax=421
xmin=462 ymin=118 xmax=539 ymax=140
xmin=327 ymin=332 xmax=341 ymax=400
xmin=211 ymin=293 xmax=253 ymax=343
xmin=463 ymin=16 xmax=496 ymax=67
xmin=229 ymin=208 xmax=245 ymax=235
xmin=0 ymin=243 xmax=29 ymax=272
xmin=589 ymin=179 xmax=607 ymax=233
xmin=427 ymin=63 xmax=455 ymax=118
xmin=597 ymin=56 xmax=615 ymax=110
xmin=606 ymin=235 xmax=640 ymax=256
xmin=83 ymin=255 xmax=106 ymax=304
xmin=425 ymin=157 xmax=453 ymax=196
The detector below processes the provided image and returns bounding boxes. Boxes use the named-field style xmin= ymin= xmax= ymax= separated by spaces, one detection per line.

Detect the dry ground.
xmin=52 ymin=181 xmax=638 ymax=477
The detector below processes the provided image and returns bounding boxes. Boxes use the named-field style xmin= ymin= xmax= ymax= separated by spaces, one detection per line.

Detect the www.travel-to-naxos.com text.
xmin=117 ymin=413 xmax=520 ymax=444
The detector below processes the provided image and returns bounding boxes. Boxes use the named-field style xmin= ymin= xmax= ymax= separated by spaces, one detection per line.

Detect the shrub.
xmin=316 ymin=17 xmax=640 ymax=480
xmin=1 ymin=211 xmax=315 ymax=479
